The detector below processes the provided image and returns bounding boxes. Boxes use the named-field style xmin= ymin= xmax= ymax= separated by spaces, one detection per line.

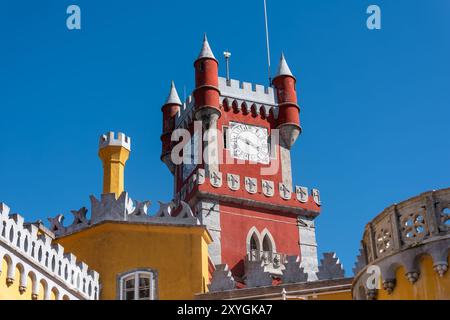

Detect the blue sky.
xmin=1 ymin=0 xmax=449 ymax=274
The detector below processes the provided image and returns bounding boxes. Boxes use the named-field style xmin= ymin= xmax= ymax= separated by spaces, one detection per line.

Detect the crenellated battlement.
xmin=47 ymin=192 xmax=201 ymax=238
xmin=218 ymin=77 xmax=276 ymax=106
xmin=99 ymin=131 xmax=131 ymax=151
xmin=0 ymin=203 xmax=100 ymax=300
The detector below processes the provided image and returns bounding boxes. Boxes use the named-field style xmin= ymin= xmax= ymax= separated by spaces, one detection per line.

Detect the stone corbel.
xmin=405 ymin=271 xmax=420 ymax=284
xmin=6 ymin=277 xmax=14 ymax=286
xmin=433 ymin=263 xmax=448 ymax=278
xmin=382 ymin=279 xmax=396 ymax=295
xmin=366 ymin=288 xmax=378 ymax=300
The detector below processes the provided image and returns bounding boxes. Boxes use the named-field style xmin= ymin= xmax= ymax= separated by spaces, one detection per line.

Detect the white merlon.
xmin=275 ymin=53 xmax=294 ymax=78
xmin=219 ymin=77 xmax=276 ymax=106
xmin=0 ymin=203 xmax=100 ymax=300
xmin=197 ymin=34 xmax=216 ymax=61
xmin=99 ymin=131 xmax=131 ymax=151
xmin=165 ymin=81 xmax=182 ymax=106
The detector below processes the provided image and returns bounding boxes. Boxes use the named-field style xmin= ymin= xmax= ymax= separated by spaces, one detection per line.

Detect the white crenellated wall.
xmin=0 ymin=203 xmax=99 ymax=300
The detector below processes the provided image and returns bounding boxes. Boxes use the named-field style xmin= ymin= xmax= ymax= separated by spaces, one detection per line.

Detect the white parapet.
xmin=0 ymin=203 xmax=100 ymax=300
xmin=99 ymin=131 xmax=131 ymax=151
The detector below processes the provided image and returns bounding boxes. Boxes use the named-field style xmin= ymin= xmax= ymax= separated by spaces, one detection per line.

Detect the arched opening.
xmin=250 ymin=234 xmax=259 ymax=251
xmin=262 ymin=235 xmax=273 ymax=252
xmin=117 ymin=269 xmax=158 ymax=300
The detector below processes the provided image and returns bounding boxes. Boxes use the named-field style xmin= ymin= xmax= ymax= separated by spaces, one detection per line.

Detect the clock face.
xmin=229 ymin=122 xmax=270 ymax=164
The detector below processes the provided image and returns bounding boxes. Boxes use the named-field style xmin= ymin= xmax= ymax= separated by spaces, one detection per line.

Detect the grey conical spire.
xmin=197 ymin=33 xmax=216 ymax=61
xmin=165 ymin=81 xmax=182 ymax=105
xmin=275 ymin=52 xmax=294 ymax=78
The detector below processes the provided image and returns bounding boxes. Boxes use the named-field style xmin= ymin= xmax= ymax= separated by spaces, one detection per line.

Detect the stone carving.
xmin=48 ymin=214 xmax=65 ymax=233
xmin=71 ymin=207 xmax=88 ymax=225
xmin=48 ymin=192 xmax=200 ymax=238
xmin=130 ymin=201 xmax=151 ymax=216
xmin=316 ymin=252 xmax=345 ymax=280
xmin=261 ymin=180 xmax=274 ymax=197
xmin=406 ymin=271 xmax=420 ymax=284
xmin=312 ymin=189 xmax=321 ymax=205
xmin=245 ymin=177 xmax=257 ymax=194
xmin=210 ymin=171 xmax=223 ymax=188
xmin=434 ymin=263 xmax=448 ymax=278
xmin=374 ymin=224 xmax=393 ymax=257
xmin=208 ymin=264 xmax=236 ymax=292
xmin=227 ymin=174 xmax=240 ymax=191
xmin=366 ymin=289 xmax=378 ymax=300
xmin=196 ymin=168 xmax=205 ymax=185
xmin=281 ymin=256 xmax=308 ymax=284
xmin=400 ymin=209 xmax=428 ymax=243
xmin=383 ymin=279 xmax=396 ymax=294
xmin=279 ymin=183 xmax=291 ymax=200
xmin=155 ymin=201 xmax=175 ymax=217
xmin=296 ymin=186 xmax=308 ymax=203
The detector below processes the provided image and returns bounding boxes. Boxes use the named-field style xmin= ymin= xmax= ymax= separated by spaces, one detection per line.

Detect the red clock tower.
xmin=160 ymin=35 xmax=321 ymax=284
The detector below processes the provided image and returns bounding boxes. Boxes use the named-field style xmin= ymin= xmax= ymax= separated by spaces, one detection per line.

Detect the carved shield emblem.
xmin=245 ymin=177 xmax=257 ymax=194
xmin=209 ymin=171 xmax=222 ymax=188
xmin=296 ymin=186 xmax=308 ymax=203
xmin=312 ymin=189 xmax=321 ymax=205
xmin=279 ymin=183 xmax=291 ymax=200
xmin=262 ymin=180 xmax=274 ymax=197
xmin=196 ymin=168 xmax=205 ymax=185
xmin=227 ymin=174 xmax=240 ymax=191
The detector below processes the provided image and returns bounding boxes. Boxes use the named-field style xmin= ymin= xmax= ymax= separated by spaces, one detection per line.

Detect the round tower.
xmin=98 ymin=132 xmax=131 ymax=198
xmin=193 ymin=34 xmax=221 ymax=124
xmin=161 ymin=81 xmax=182 ymax=174
xmin=272 ymin=53 xmax=301 ymax=148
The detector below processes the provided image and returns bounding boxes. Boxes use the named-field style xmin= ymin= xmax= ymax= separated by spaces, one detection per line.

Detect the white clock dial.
xmin=229 ymin=122 xmax=269 ymax=164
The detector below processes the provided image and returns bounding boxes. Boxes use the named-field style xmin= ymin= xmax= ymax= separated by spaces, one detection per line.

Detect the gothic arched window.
xmin=262 ymin=235 xmax=273 ymax=253
xmin=250 ymin=234 xmax=259 ymax=251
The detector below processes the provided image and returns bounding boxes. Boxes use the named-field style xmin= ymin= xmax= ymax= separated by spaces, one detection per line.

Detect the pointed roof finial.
xmin=197 ymin=33 xmax=216 ymax=61
xmin=275 ymin=52 xmax=294 ymax=78
xmin=165 ymin=81 xmax=182 ymax=105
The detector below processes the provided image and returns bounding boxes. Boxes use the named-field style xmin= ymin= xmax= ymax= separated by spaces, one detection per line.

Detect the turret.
xmin=161 ymin=81 xmax=182 ymax=174
xmin=272 ymin=53 xmax=301 ymax=148
xmin=193 ymin=34 xmax=221 ymax=123
xmin=98 ymin=132 xmax=131 ymax=198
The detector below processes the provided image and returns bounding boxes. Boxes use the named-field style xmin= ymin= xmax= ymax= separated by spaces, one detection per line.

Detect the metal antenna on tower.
xmin=263 ymin=0 xmax=272 ymax=86
xmin=224 ymin=50 xmax=231 ymax=84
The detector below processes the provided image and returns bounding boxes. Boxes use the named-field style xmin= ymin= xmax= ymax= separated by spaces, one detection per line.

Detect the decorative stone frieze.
xmin=48 ymin=192 xmax=200 ymax=238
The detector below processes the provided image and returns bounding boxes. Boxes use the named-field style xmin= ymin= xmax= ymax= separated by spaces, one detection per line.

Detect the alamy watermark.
xmin=170 ymin=121 xmax=281 ymax=176
xmin=367 ymin=5 xmax=381 ymax=30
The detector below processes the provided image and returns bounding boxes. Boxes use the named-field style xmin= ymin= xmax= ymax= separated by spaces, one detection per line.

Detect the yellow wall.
xmin=0 ymin=259 xmax=48 ymax=300
xmin=56 ymin=222 xmax=212 ymax=300
xmin=377 ymin=254 xmax=450 ymax=300
xmin=311 ymin=291 xmax=352 ymax=300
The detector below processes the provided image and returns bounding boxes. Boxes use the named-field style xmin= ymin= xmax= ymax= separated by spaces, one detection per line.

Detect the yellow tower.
xmin=98 ymin=132 xmax=131 ymax=198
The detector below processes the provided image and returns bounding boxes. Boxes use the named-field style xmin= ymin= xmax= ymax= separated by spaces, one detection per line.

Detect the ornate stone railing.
xmin=248 ymin=250 xmax=286 ymax=269
xmin=353 ymin=188 xmax=450 ymax=299
xmin=0 ymin=203 xmax=99 ymax=300
xmin=360 ymin=188 xmax=450 ymax=264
